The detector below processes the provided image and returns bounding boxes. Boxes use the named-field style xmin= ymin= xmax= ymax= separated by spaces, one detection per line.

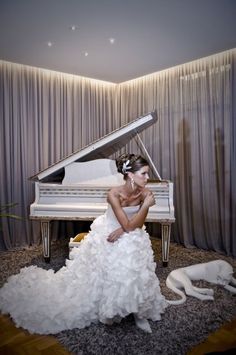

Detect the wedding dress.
xmin=0 ymin=204 xmax=167 ymax=334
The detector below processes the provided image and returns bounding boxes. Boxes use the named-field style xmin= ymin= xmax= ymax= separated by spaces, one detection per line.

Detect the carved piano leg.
xmin=161 ymin=223 xmax=171 ymax=267
xmin=41 ymin=221 xmax=51 ymax=262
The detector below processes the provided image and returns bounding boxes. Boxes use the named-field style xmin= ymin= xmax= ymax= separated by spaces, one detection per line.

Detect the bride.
xmin=0 ymin=153 xmax=167 ymax=334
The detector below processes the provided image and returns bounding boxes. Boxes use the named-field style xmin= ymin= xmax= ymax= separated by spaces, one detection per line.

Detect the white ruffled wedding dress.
xmin=0 ymin=204 xmax=167 ymax=334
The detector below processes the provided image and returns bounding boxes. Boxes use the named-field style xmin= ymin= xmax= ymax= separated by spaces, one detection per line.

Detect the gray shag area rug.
xmin=0 ymin=238 xmax=236 ymax=355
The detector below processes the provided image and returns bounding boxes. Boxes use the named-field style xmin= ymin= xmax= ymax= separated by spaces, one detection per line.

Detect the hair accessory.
xmin=122 ymin=160 xmax=132 ymax=174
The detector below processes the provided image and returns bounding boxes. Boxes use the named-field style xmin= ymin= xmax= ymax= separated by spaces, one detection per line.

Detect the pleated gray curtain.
xmin=116 ymin=49 xmax=236 ymax=256
xmin=0 ymin=62 xmax=116 ymax=249
xmin=0 ymin=48 xmax=235 ymax=256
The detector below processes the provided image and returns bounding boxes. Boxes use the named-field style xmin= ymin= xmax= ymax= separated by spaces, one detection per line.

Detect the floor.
xmin=1 ymin=314 xmax=236 ymax=355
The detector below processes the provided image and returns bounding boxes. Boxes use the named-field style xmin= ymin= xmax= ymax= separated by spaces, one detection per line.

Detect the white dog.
xmin=166 ymin=260 xmax=236 ymax=305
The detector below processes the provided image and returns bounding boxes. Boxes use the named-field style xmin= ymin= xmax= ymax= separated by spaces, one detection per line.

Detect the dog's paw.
xmin=193 ymin=286 xmax=214 ymax=296
xmin=205 ymin=288 xmax=214 ymax=296
xmin=198 ymin=294 xmax=214 ymax=301
xmin=205 ymin=295 xmax=214 ymax=301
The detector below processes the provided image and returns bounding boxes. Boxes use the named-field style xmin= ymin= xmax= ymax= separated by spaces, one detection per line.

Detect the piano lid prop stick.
xmin=135 ymin=133 xmax=162 ymax=181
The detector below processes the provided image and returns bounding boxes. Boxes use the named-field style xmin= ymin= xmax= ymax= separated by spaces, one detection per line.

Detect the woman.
xmin=0 ymin=154 xmax=167 ymax=334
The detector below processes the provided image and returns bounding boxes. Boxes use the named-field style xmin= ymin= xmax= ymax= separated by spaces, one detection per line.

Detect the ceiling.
xmin=0 ymin=0 xmax=236 ymax=83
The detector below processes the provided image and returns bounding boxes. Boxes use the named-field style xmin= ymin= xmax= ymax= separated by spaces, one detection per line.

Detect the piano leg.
xmin=41 ymin=221 xmax=51 ymax=262
xmin=161 ymin=223 xmax=171 ymax=267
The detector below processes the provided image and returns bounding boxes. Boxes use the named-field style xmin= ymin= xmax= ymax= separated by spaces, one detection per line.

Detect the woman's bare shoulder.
xmin=108 ymin=185 xmax=124 ymax=195
xmin=107 ymin=185 xmax=123 ymax=201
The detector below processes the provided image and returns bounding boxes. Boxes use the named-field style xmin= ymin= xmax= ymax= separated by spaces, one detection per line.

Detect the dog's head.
xmin=205 ymin=260 xmax=233 ymax=286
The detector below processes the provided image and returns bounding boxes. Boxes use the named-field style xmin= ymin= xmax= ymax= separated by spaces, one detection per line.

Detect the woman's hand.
xmin=107 ymin=227 xmax=124 ymax=243
xmin=143 ymin=191 xmax=155 ymax=208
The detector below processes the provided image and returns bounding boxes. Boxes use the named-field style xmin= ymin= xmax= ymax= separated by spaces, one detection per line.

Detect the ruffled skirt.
xmin=0 ymin=214 xmax=167 ymax=334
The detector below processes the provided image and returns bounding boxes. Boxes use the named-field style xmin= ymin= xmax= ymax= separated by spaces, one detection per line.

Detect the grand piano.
xmin=30 ymin=111 xmax=175 ymax=266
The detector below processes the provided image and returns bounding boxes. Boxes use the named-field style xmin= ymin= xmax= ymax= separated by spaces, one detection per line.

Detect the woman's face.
xmin=132 ymin=165 xmax=150 ymax=188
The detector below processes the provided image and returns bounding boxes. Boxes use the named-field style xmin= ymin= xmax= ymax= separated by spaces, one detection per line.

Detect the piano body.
xmin=30 ymin=111 xmax=175 ymax=266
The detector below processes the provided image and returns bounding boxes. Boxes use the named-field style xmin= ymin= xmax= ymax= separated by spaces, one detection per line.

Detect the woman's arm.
xmin=107 ymin=227 xmax=124 ymax=243
xmin=107 ymin=188 xmax=155 ymax=232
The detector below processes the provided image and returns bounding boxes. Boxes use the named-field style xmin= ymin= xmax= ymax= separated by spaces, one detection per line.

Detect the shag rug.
xmin=0 ymin=238 xmax=236 ymax=355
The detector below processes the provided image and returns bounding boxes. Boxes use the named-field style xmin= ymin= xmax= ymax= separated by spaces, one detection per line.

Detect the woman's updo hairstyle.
xmin=116 ymin=153 xmax=149 ymax=179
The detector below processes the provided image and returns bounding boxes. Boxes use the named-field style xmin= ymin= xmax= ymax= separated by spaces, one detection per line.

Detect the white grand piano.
xmin=30 ymin=111 xmax=175 ymax=266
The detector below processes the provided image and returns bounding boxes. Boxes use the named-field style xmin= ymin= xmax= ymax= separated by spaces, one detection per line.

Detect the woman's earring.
xmin=131 ymin=177 xmax=135 ymax=190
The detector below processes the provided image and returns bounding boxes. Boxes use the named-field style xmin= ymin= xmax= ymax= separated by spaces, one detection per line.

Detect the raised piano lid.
xmin=30 ymin=111 xmax=158 ymax=183
xmin=62 ymin=159 xmax=124 ymax=186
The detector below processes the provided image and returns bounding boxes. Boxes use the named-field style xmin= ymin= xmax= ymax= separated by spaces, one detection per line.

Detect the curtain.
xmin=0 ymin=61 xmax=116 ymax=249
xmin=0 ymin=48 xmax=235 ymax=257
xmin=116 ymin=49 xmax=236 ymax=256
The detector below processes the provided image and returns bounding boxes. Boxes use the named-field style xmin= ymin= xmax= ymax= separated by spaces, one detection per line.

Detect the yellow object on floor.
xmin=73 ymin=232 xmax=88 ymax=242
xmin=69 ymin=232 xmax=88 ymax=250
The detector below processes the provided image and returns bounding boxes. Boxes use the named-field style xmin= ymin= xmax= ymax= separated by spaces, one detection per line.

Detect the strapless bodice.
xmin=105 ymin=204 xmax=140 ymax=229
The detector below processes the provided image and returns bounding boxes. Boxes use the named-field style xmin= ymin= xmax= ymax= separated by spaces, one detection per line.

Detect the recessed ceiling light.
xmin=84 ymin=52 xmax=89 ymax=57
xmin=69 ymin=25 xmax=79 ymax=31
xmin=109 ymin=38 xmax=115 ymax=44
xmin=47 ymin=41 xmax=53 ymax=47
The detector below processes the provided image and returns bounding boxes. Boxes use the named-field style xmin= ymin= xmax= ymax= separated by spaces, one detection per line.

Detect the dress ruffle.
xmin=0 ymin=205 xmax=167 ymax=334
